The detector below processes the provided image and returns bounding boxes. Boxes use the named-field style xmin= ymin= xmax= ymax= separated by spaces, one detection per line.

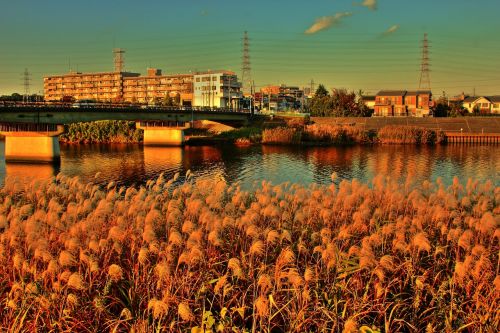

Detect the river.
xmin=0 ymin=141 xmax=499 ymax=188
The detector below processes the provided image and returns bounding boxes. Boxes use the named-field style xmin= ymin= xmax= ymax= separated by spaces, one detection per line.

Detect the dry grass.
xmin=377 ymin=125 xmax=445 ymax=145
xmin=262 ymin=127 xmax=301 ymax=144
xmin=0 ymin=174 xmax=498 ymax=332
xmin=303 ymin=124 xmax=373 ymax=144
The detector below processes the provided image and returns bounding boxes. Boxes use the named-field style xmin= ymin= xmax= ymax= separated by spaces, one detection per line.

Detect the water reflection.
xmin=5 ymin=163 xmax=59 ymax=182
xmin=143 ymin=146 xmax=184 ymax=174
xmin=0 ymin=141 xmax=498 ymax=188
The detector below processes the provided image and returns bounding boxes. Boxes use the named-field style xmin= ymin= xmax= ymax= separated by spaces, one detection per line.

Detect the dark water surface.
xmin=0 ymin=141 xmax=499 ymax=188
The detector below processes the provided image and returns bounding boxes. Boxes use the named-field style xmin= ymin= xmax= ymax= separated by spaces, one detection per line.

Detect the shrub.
xmin=60 ymin=121 xmax=143 ymax=144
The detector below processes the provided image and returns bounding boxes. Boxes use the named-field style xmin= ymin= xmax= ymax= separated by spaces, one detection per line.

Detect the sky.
xmin=1 ymin=0 xmax=500 ymax=96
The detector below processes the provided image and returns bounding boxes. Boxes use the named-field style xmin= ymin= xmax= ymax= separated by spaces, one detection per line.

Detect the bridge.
xmin=0 ymin=105 xmax=252 ymax=163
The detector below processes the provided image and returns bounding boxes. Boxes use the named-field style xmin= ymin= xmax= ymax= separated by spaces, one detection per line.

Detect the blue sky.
xmin=1 ymin=0 xmax=499 ymax=96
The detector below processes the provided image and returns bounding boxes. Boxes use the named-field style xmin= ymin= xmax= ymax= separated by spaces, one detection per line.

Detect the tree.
xmin=308 ymin=87 xmax=372 ymax=117
xmin=0 ymin=93 xmax=23 ymax=101
xmin=315 ymin=84 xmax=329 ymax=98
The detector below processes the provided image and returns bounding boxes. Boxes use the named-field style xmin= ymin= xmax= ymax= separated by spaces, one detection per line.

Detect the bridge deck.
xmin=0 ymin=106 xmax=251 ymax=125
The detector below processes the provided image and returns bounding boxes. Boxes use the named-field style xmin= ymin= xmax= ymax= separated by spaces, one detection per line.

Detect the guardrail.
xmin=0 ymin=102 xmax=252 ymax=113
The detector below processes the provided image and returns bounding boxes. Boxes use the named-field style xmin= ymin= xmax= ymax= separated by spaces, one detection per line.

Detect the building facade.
xmin=361 ymin=95 xmax=376 ymax=110
xmin=193 ymin=71 xmax=242 ymax=108
xmin=256 ymin=84 xmax=305 ymax=111
xmin=462 ymin=96 xmax=500 ymax=114
xmin=122 ymin=69 xmax=193 ymax=106
xmin=373 ymin=90 xmax=432 ymax=117
xmin=44 ymin=71 xmax=140 ymax=102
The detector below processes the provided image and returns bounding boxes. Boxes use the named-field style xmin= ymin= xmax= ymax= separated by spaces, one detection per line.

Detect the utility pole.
xmin=418 ymin=33 xmax=431 ymax=90
xmin=251 ymin=80 xmax=255 ymax=115
xmin=22 ymin=68 xmax=31 ymax=103
xmin=310 ymin=79 xmax=315 ymax=95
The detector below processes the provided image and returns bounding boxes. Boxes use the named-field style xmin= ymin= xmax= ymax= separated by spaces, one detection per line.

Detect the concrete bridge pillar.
xmin=0 ymin=124 xmax=65 ymax=163
xmin=136 ymin=121 xmax=188 ymax=146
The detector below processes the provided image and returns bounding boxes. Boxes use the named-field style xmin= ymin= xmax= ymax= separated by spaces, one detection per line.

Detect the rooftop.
xmin=376 ymin=90 xmax=406 ymax=96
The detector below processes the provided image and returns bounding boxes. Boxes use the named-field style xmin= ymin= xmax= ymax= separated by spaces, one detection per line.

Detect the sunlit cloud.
xmin=383 ymin=24 xmax=400 ymax=36
xmin=304 ymin=12 xmax=353 ymax=35
xmin=355 ymin=0 xmax=377 ymax=11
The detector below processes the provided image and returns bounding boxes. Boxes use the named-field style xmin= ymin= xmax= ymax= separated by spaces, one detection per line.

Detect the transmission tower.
xmin=418 ymin=33 xmax=431 ymax=90
xmin=22 ymin=68 xmax=31 ymax=103
xmin=241 ymin=31 xmax=252 ymax=96
xmin=113 ymin=48 xmax=125 ymax=73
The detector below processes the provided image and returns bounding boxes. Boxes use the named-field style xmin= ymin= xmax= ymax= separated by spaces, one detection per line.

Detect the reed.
xmin=0 ymin=174 xmax=498 ymax=332
xmin=262 ymin=127 xmax=301 ymax=144
xmin=302 ymin=124 xmax=373 ymax=144
xmin=377 ymin=125 xmax=444 ymax=145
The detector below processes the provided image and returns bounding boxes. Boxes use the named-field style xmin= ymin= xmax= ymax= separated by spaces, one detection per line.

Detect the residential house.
xmin=405 ymin=91 xmax=432 ymax=117
xmin=373 ymin=90 xmax=432 ymax=117
xmin=373 ymin=90 xmax=407 ymax=116
xmin=463 ymin=96 xmax=500 ymax=114
xmin=361 ymin=95 xmax=376 ymax=110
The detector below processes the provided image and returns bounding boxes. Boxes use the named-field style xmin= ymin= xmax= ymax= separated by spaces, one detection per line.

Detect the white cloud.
xmin=383 ymin=24 xmax=400 ymax=36
xmin=304 ymin=12 xmax=353 ymax=35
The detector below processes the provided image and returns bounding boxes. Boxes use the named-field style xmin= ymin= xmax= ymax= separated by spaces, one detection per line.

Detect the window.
xmin=482 ymin=103 xmax=489 ymax=108
xmin=196 ymin=78 xmax=200 ymax=82
xmin=494 ymin=104 xmax=499 ymax=108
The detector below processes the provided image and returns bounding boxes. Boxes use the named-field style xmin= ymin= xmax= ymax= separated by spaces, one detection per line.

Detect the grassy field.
xmin=0 ymin=174 xmax=498 ymax=332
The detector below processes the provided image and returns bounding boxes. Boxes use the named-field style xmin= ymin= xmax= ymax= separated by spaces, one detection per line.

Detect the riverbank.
xmin=0 ymin=174 xmax=497 ymax=331
xmin=2 ymin=117 xmax=498 ymax=146
xmin=0 ymin=122 xmax=454 ymax=146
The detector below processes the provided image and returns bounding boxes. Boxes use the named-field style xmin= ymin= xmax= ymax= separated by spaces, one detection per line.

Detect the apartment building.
xmin=193 ymin=71 xmax=242 ymax=108
xmin=373 ymin=90 xmax=432 ymax=117
xmin=43 ymin=69 xmax=194 ymax=105
xmin=122 ymin=68 xmax=193 ymax=106
xmin=44 ymin=71 xmax=140 ymax=102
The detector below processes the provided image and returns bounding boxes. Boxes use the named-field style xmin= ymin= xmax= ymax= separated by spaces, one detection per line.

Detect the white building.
xmin=462 ymin=96 xmax=500 ymax=114
xmin=193 ymin=71 xmax=242 ymax=108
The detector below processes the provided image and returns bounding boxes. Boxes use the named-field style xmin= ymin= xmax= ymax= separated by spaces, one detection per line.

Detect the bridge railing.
xmin=0 ymin=101 xmax=252 ymax=113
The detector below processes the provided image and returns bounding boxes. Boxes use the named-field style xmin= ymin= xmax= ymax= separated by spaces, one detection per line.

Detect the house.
xmin=361 ymin=95 xmax=376 ymax=110
xmin=405 ymin=91 xmax=432 ymax=117
xmin=463 ymin=96 xmax=500 ymax=114
xmin=373 ymin=90 xmax=407 ymax=116
xmin=373 ymin=90 xmax=432 ymax=117
xmin=490 ymin=96 xmax=500 ymax=113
